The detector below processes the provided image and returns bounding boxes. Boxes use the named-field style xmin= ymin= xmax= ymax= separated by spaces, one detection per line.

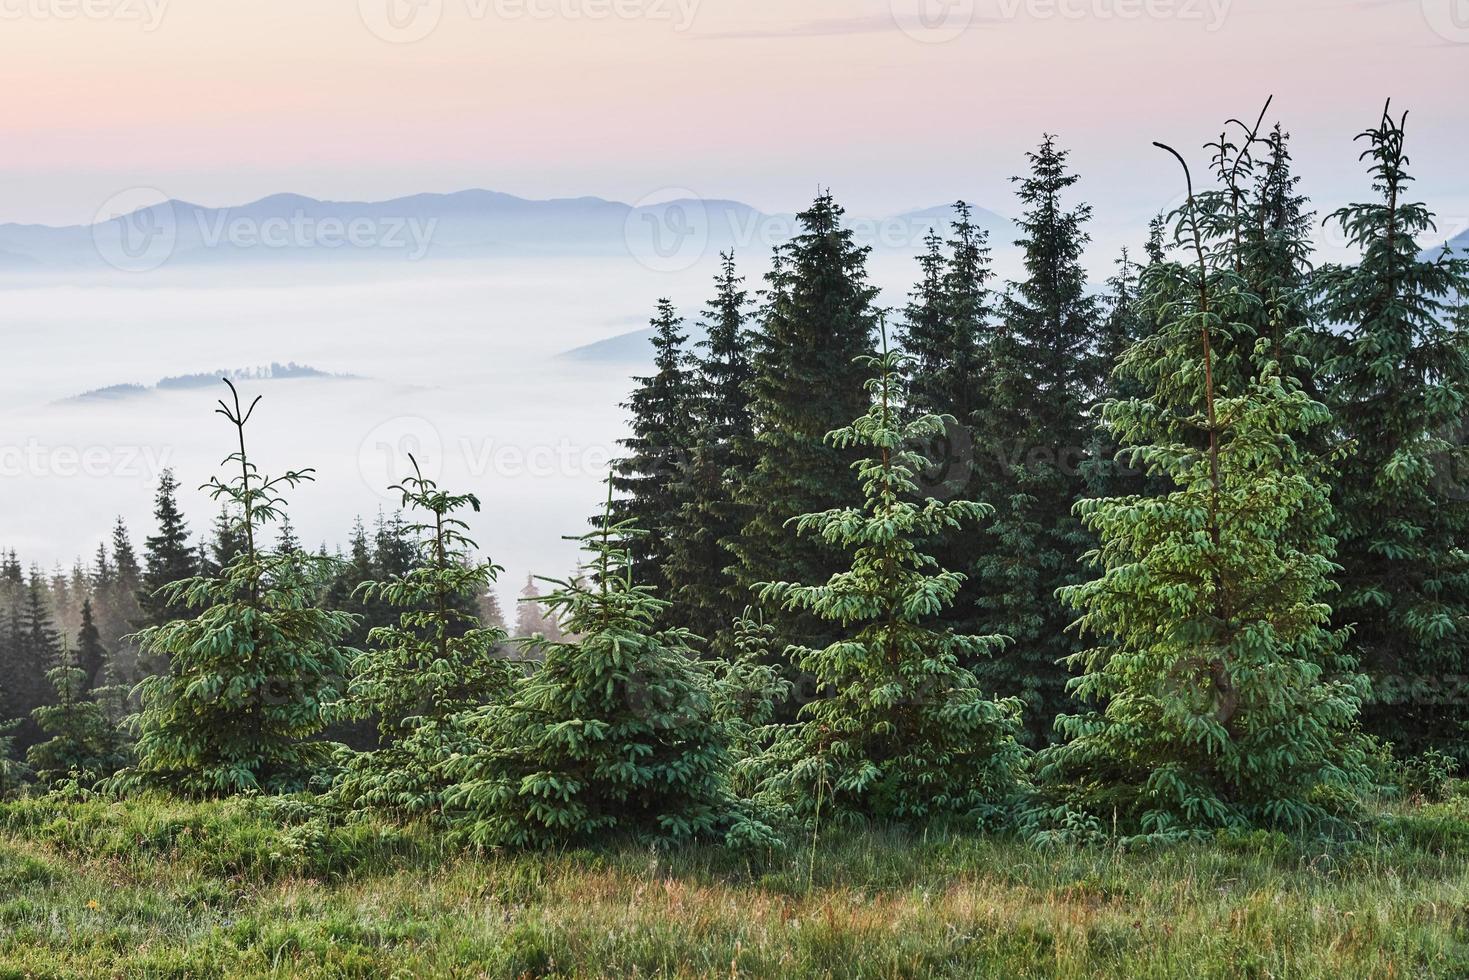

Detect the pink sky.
xmin=2 ymin=0 xmax=1466 ymax=233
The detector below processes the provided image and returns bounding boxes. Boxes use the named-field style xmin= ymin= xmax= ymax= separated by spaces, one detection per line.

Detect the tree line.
xmin=2 ymin=99 xmax=1466 ymax=847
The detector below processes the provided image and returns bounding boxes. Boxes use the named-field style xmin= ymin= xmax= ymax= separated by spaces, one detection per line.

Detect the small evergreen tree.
xmin=1034 ymin=148 xmax=1371 ymax=840
xmin=335 ymin=456 xmax=514 ymax=816
xmin=443 ymin=488 xmax=739 ymax=848
xmin=117 ymin=380 xmax=356 ymax=797
xmin=28 ymin=657 xmax=129 ymax=789
xmin=750 ymin=331 xmax=1026 ymax=826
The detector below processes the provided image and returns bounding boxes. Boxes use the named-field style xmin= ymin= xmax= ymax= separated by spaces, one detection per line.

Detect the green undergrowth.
xmin=0 ymin=792 xmax=1466 ymax=977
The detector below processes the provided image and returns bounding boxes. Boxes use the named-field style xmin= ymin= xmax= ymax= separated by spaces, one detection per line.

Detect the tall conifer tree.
xmin=972 ymin=136 xmax=1102 ymax=740
xmin=735 ymin=192 xmax=878 ymax=641
xmin=666 ymin=253 xmax=757 ymax=647
xmin=607 ymin=299 xmax=698 ymax=605
xmin=1035 ymin=147 xmax=1371 ymax=840
xmin=1313 ymin=104 xmax=1469 ymax=755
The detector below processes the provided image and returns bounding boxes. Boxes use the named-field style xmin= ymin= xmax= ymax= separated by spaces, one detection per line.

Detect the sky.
xmin=0 ymin=0 xmax=1466 ymax=235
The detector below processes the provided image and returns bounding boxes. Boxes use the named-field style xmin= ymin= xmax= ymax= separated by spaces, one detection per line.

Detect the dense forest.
xmin=3 ymin=100 xmax=1467 ymax=848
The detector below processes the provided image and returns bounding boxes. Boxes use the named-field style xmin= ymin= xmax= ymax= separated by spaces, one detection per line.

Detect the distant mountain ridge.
xmin=0 ymin=190 xmax=1011 ymax=270
xmin=67 ymin=363 xmax=357 ymax=402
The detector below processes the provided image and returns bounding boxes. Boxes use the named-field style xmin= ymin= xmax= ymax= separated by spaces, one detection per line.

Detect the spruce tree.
xmin=443 ymin=490 xmax=738 ymax=848
xmin=6 ymin=569 xmax=62 ymax=751
xmin=117 ymin=381 xmax=356 ymax=797
xmin=735 ymin=192 xmax=878 ymax=641
xmin=74 ymin=599 xmax=108 ymax=691
xmin=896 ymin=203 xmax=999 ymax=656
xmin=513 ymin=573 xmax=561 ymax=642
xmin=1034 ymin=149 xmax=1371 ymax=840
xmin=898 ymin=201 xmax=995 ymax=430
xmin=666 ymin=253 xmax=758 ymax=647
xmin=0 ymin=713 xmax=28 ymax=796
xmin=1313 ymin=103 xmax=1469 ymax=756
xmin=751 ymin=332 xmax=1025 ymax=826
xmin=972 ymin=136 xmax=1102 ymax=741
xmin=607 ymin=299 xmax=698 ymax=603
xmin=1083 ymin=248 xmax=1150 ymax=500
xmin=335 ymin=456 xmax=514 ymax=815
xmin=28 ymin=658 xmax=129 ymax=790
xmin=139 ymin=468 xmax=198 ymax=628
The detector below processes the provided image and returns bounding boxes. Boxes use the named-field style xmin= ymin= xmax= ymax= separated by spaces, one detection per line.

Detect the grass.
xmin=0 ymin=794 xmax=1467 ymax=978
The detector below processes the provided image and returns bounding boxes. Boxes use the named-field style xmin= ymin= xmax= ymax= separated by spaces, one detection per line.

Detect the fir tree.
xmin=1313 ymin=103 xmax=1469 ymax=756
xmin=666 ymin=253 xmax=758 ymax=647
xmin=1034 ymin=147 xmax=1371 ymax=840
xmin=973 ymin=136 xmax=1102 ymax=740
xmin=607 ymin=298 xmax=698 ymax=603
xmin=751 ymin=331 xmax=1026 ymax=826
xmin=116 ymin=380 xmax=356 ymax=797
xmin=443 ymin=488 xmax=741 ymax=848
xmin=335 ymin=456 xmax=514 ymax=816
xmin=139 ymin=469 xmax=198 ymax=629
xmin=735 ymin=192 xmax=879 ymax=642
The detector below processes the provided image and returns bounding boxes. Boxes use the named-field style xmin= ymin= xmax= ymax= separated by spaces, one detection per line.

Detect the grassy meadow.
xmin=0 ymin=792 xmax=1467 ymax=978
